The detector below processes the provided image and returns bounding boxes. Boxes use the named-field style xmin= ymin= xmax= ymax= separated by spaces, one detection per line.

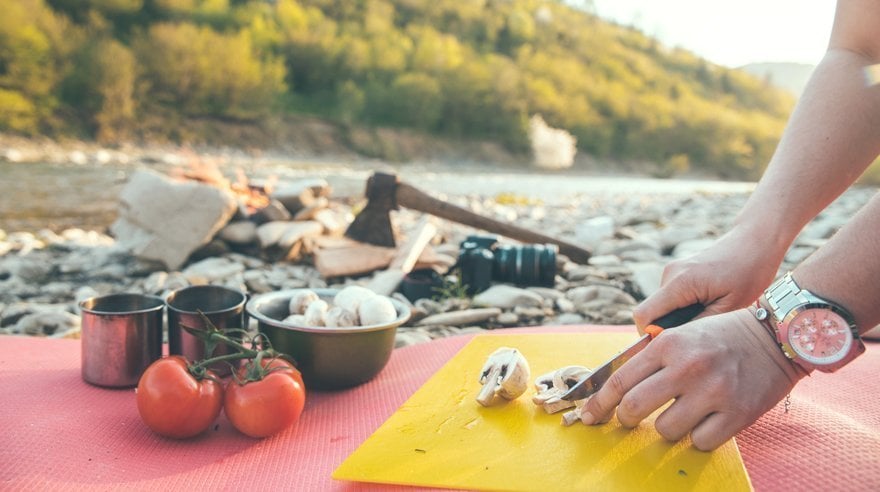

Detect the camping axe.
xmin=345 ymin=172 xmax=592 ymax=264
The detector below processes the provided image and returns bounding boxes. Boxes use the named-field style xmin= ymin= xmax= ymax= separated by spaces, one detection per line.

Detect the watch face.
xmin=787 ymin=307 xmax=853 ymax=365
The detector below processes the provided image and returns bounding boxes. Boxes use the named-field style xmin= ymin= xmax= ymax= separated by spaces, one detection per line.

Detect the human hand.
xmin=579 ymin=309 xmax=804 ymax=451
xmin=633 ymin=225 xmax=787 ymax=334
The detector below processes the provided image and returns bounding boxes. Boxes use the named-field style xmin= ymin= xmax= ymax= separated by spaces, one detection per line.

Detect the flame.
xmin=172 ymin=152 xmax=276 ymax=214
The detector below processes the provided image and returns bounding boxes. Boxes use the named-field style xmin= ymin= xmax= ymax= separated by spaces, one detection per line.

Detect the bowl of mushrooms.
xmin=245 ymin=286 xmax=411 ymax=389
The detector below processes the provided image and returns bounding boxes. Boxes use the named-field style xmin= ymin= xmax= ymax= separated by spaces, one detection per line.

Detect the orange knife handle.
xmin=645 ymin=324 xmax=665 ymax=339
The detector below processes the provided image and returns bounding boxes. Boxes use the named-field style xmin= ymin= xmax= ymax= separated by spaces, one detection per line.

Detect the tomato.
xmin=224 ymin=358 xmax=306 ymax=438
xmin=136 ymin=356 xmax=224 ymax=439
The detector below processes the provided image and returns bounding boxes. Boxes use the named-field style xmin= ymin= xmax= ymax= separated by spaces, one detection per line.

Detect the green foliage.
xmin=0 ymin=0 xmax=798 ymax=179
xmin=135 ymin=22 xmax=286 ymax=119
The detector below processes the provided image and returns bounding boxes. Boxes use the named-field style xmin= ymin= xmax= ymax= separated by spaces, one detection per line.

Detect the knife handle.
xmin=644 ymin=303 xmax=704 ymax=339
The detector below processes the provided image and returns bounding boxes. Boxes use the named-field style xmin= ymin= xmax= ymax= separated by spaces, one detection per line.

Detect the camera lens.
xmin=490 ymin=243 xmax=556 ymax=287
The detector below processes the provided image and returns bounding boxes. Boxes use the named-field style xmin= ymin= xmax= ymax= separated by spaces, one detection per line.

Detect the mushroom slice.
xmin=562 ymin=398 xmax=588 ymax=426
xmin=531 ymin=365 xmax=592 ymax=414
xmin=476 ymin=347 xmax=531 ymax=407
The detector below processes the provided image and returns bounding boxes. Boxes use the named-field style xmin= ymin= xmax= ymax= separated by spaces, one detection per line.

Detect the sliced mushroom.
xmin=562 ymin=398 xmax=588 ymax=426
xmin=531 ymin=365 xmax=592 ymax=414
xmin=358 ymin=295 xmax=398 ymax=326
xmin=288 ymin=289 xmax=319 ymax=315
xmin=303 ymin=299 xmax=329 ymax=327
xmin=476 ymin=347 xmax=531 ymax=407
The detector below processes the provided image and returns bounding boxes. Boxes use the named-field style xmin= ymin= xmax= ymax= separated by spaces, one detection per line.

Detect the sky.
xmin=589 ymin=0 xmax=837 ymax=68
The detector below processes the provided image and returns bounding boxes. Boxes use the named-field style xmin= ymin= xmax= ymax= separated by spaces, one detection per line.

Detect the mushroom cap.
xmin=325 ymin=306 xmax=359 ymax=327
xmin=304 ymin=299 xmax=329 ymax=327
xmin=334 ymin=285 xmax=377 ymax=313
xmin=288 ymin=290 xmax=320 ymax=315
xmin=476 ymin=347 xmax=531 ymax=406
xmin=282 ymin=314 xmax=308 ymax=326
xmin=358 ymin=295 xmax=398 ymax=326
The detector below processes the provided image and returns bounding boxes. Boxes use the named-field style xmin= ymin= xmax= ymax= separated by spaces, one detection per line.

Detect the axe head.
xmin=345 ymin=172 xmax=400 ymax=247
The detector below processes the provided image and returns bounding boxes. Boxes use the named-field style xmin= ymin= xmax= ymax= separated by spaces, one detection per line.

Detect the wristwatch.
xmin=754 ymin=272 xmax=865 ymax=373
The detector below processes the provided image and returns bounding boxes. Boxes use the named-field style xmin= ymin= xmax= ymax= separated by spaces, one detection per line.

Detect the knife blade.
xmin=560 ymin=302 xmax=704 ymax=401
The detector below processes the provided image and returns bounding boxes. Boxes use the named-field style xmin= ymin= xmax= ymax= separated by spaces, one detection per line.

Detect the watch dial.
xmin=788 ymin=308 xmax=853 ymax=364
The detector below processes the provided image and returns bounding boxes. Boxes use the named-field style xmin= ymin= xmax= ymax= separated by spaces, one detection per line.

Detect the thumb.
xmin=633 ymin=283 xmax=697 ymax=334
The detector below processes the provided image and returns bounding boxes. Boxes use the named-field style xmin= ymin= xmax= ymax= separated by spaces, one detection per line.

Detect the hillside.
xmin=0 ymin=0 xmax=797 ymax=179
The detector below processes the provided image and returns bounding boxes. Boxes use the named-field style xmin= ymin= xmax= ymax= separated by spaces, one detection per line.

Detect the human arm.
xmin=633 ymin=0 xmax=880 ymax=330
xmin=580 ymin=190 xmax=880 ymax=451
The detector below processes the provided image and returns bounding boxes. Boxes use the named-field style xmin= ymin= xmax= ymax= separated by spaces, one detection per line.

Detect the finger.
xmin=633 ymin=284 xmax=698 ymax=333
xmin=614 ymin=369 xmax=680 ymax=429
xmin=652 ymin=393 xmax=716 ymax=443
xmin=688 ymin=410 xmax=747 ymax=452
xmin=580 ymin=347 xmax=663 ymax=426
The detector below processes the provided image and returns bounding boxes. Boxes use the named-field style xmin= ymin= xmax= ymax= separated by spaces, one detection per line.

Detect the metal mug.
xmin=165 ymin=285 xmax=248 ymax=375
xmin=80 ymin=293 xmax=165 ymax=388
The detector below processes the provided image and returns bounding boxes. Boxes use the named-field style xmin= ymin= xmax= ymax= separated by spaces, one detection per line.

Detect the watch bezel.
xmin=778 ymin=300 xmax=862 ymax=371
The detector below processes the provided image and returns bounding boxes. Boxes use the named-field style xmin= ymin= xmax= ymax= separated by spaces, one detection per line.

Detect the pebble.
xmin=0 ymin=184 xmax=876 ymax=350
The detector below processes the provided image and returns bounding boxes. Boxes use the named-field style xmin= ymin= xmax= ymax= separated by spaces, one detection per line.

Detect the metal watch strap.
xmin=762 ymin=272 xmax=810 ymax=321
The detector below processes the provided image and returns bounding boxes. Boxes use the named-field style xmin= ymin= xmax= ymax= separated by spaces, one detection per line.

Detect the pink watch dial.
xmin=787 ymin=308 xmax=853 ymax=364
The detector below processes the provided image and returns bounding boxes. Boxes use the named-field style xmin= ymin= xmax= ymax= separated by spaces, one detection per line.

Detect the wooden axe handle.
xmin=395 ymin=181 xmax=592 ymax=264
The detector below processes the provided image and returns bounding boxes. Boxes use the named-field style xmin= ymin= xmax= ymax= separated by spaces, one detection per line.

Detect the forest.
xmin=1 ymin=0 xmax=800 ymax=179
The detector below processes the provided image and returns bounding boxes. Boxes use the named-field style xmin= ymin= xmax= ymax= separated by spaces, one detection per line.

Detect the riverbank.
xmin=1 ymin=161 xmax=875 ymax=346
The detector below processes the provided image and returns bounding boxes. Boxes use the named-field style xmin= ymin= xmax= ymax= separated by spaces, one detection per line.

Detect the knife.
xmin=560 ymin=303 xmax=704 ymax=402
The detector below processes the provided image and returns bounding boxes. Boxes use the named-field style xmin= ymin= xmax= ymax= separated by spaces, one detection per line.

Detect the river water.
xmin=0 ymin=160 xmax=758 ymax=233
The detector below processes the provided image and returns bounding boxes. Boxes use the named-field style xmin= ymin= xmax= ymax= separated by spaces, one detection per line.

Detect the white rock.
xmin=417 ymin=308 xmax=502 ymax=326
xmin=182 ymin=257 xmax=245 ymax=283
xmin=217 ymin=221 xmax=258 ymax=244
xmin=473 ymin=285 xmax=543 ymax=309
xmin=110 ymin=169 xmax=237 ymax=270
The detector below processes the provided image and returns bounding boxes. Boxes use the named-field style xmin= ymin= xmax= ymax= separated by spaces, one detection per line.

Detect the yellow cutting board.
xmin=333 ymin=333 xmax=752 ymax=491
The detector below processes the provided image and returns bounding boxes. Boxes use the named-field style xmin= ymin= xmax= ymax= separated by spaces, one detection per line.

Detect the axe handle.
xmin=395 ymin=181 xmax=592 ymax=264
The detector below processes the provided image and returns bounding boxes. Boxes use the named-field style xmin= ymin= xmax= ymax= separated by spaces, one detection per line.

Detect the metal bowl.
xmin=245 ymin=289 xmax=411 ymax=390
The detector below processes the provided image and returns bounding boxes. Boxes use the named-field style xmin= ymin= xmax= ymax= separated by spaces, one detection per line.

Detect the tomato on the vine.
xmin=224 ymin=358 xmax=306 ymax=438
xmin=136 ymin=356 xmax=224 ymax=439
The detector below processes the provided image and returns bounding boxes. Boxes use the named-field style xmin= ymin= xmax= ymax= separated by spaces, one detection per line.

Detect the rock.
xmin=473 ymin=285 xmax=543 ymax=309
xmin=575 ymin=216 xmax=615 ymax=248
xmin=13 ymin=310 xmax=79 ymax=336
xmin=417 ymin=308 xmax=502 ymax=326
xmin=627 ymin=262 xmax=665 ymax=298
xmin=496 ymin=312 xmax=520 ymax=326
xmin=566 ymin=285 xmax=637 ymax=306
xmin=394 ymin=328 xmax=434 ymax=348
xmin=218 ymin=221 xmax=258 ymax=244
xmin=588 ymin=254 xmax=622 ymax=267
xmin=182 ymin=257 xmax=245 ymax=284
xmin=271 ymin=180 xmax=319 ymax=215
xmin=553 ymin=313 xmax=585 ymax=325
xmin=256 ymin=221 xmax=323 ymax=249
xmin=111 ymin=170 xmax=237 ymax=270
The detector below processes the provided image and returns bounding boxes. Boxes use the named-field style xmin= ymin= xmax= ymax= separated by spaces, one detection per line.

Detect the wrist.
xmin=738 ymin=308 xmax=807 ymax=384
xmin=748 ymin=303 xmax=812 ymax=378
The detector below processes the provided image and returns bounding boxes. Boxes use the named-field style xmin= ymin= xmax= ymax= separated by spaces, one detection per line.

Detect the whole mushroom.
xmin=334 ymin=286 xmax=376 ymax=314
xmin=358 ymin=295 xmax=398 ymax=326
xmin=304 ymin=299 xmax=329 ymax=327
xmin=288 ymin=289 xmax=319 ymax=315
xmin=325 ymin=306 xmax=359 ymax=328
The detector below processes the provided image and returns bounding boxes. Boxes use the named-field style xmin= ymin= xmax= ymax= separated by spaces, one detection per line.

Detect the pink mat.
xmin=0 ymin=326 xmax=878 ymax=491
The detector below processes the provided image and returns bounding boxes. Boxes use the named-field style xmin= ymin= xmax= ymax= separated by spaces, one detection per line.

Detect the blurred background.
xmin=1 ymin=0 xmax=874 ymax=232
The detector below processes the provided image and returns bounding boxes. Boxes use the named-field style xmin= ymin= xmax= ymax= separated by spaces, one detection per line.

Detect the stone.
xmin=553 ymin=313 xmax=585 ymax=325
xmin=218 ymin=221 xmax=258 ymax=244
xmin=14 ymin=310 xmax=79 ymax=336
xmin=575 ymin=216 xmax=615 ymax=248
xmin=250 ymin=199 xmax=292 ymax=224
xmin=496 ymin=312 xmax=520 ymax=326
xmin=473 ymin=285 xmax=543 ymax=309
xmin=182 ymin=256 xmax=245 ymax=284
xmin=627 ymin=262 xmax=665 ymax=298
xmin=566 ymin=285 xmax=637 ymax=306
xmin=256 ymin=221 xmax=323 ymax=249
xmin=111 ymin=170 xmax=238 ymax=270
xmin=417 ymin=308 xmax=502 ymax=326
xmin=671 ymin=238 xmax=717 ymax=259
